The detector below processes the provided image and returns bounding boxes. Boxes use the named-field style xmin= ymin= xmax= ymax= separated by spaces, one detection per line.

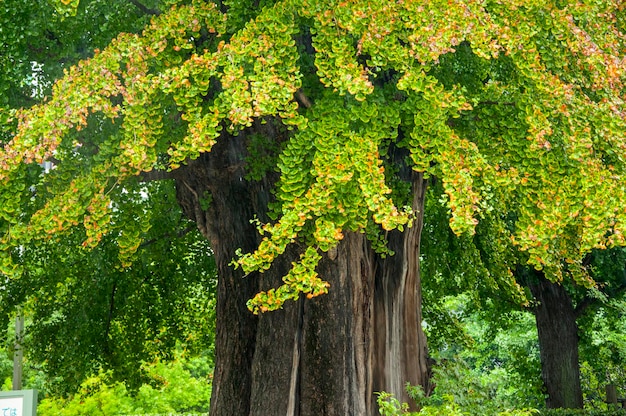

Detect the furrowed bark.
xmin=373 ymin=172 xmax=431 ymax=410
xmin=174 ymin=132 xmax=264 ymax=416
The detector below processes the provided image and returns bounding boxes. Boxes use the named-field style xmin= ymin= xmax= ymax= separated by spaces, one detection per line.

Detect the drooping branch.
xmin=477 ymin=100 xmax=517 ymax=106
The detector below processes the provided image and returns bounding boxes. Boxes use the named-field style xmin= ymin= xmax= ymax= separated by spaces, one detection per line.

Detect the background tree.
xmin=422 ymin=178 xmax=626 ymax=409
xmin=0 ymin=0 xmax=217 ymax=398
xmin=1 ymin=1 xmax=626 ymax=415
xmin=0 ymin=0 xmax=158 ymax=139
xmin=518 ymin=250 xmax=626 ymax=409
xmin=420 ymin=291 xmax=626 ymax=413
xmin=1 ymin=179 xmax=217 ymax=395
xmin=578 ymin=296 xmax=626 ymax=406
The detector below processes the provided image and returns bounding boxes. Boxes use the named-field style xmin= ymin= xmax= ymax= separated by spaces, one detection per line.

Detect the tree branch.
xmin=477 ymin=100 xmax=517 ymax=106
xmin=138 ymin=169 xmax=175 ymax=182
xmin=128 ymin=0 xmax=161 ymax=16
xmin=103 ymin=282 xmax=117 ymax=357
xmin=574 ymin=281 xmax=626 ymax=319
xmin=138 ymin=224 xmax=197 ymax=249
xmin=573 ymin=296 xmax=596 ymax=319
xmin=295 ymin=89 xmax=312 ymax=108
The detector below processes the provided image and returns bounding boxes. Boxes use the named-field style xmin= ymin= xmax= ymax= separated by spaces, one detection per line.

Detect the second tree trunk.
xmin=530 ymin=272 xmax=583 ymax=409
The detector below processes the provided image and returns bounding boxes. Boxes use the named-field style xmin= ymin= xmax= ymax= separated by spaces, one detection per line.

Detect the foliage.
xmin=0 ymin=178 xmax=217 ymax=395
xmin=578 ymin=301 xmax=626 ymax=407
xmin=0 ymin=0 xmax=219 ymax=395
xmin=36 ymin=350 xmax=212 ymax=416
xmin=0 ymin=0 xmax=155 ymax=143
xmin=538 ymin=410 xmax=626 ymax=416
xmin=377 ymin=386 xmax=539 ymax=416
xmin=1 ymin=0 xmax=625 ymax=316
xmin=377 ymin=342 xmax=544 ymax=416
xmin=428 ymin=356 xmax=542 ymax=413
xmin=423 ymin=291 xmax=545 ymax=409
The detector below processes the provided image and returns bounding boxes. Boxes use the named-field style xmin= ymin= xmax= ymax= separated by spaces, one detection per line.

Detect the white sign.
xmin=0 ymin=391 xmax=36 ymax=416
xmin=0 ymin=396 xmax=22 ymax=416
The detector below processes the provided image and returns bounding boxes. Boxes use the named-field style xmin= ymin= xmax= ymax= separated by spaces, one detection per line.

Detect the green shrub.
xmin=37 ymin=355 xmax=212 ymax=416
xmin=377 ymin=391 xmax=417 ymax=416
xmin=539 ymin=409 xmax=626 ymax=416
xmin=37 ymin=373 xmax=134 ymax=416
xmin=377 ymin=386 xmax=539 ymax=416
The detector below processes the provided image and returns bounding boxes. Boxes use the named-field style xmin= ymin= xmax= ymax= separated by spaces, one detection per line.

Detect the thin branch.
xmin=295 ymin=90 xmax=312 ymax=108
xmin=477 ymin=100 xmax=517 ymax=106
xmin=138 ymin=224 xmax=197 ymax=249
xmin=574 ymin=281 xmax=626 ymax=318
xmin=180 ymin=178 xmax=207 ymax=228
xmin=128 ymin=0 xmax=161 ymax=16
xmin=139 ymin=169 xmax=175 ymax=182
xmin=103 ymin=282 xmax=117 ymax=357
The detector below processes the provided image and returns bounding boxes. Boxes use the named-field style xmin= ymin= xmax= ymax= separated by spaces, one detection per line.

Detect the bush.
xmin=376 ymin=387 xmax=539 ymax=416
xmin=539 ymin=409 xmax=626 ymax=416
xmin=37 ymin=355 xmax=212 ymax=416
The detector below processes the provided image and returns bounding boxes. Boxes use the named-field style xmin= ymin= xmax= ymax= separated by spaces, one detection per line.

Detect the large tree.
xmin=1 ymin=1 xmax=625 ymax=415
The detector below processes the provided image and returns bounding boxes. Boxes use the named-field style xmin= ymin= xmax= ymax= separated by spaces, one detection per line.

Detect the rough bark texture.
xmin=373 ymin=173 xmax=432 ymax=410
xmin=173 ymin=126 xmax=431 ymax=415
xmin=174 ymin=134 xmax=263 ymax=416
xmin=530 ymin=272 xmax=583 ymax=409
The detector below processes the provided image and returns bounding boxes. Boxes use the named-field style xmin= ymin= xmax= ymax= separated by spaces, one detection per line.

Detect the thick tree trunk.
xmin=529 ymin=272 xmax=583 ymax=409
xmin=174 ymin=128 xmax=430 ymax=415
xmin=174 ymin=136 xmax=264 ymax=416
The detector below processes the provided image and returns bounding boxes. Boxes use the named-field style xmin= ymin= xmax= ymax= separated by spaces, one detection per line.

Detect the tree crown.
xmin=1 ymin=0 xmax=625 ymax=312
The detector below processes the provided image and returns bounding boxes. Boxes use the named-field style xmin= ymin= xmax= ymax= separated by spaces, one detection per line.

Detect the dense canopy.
xmin=1 ymin=0 xmax=625 ymax=310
